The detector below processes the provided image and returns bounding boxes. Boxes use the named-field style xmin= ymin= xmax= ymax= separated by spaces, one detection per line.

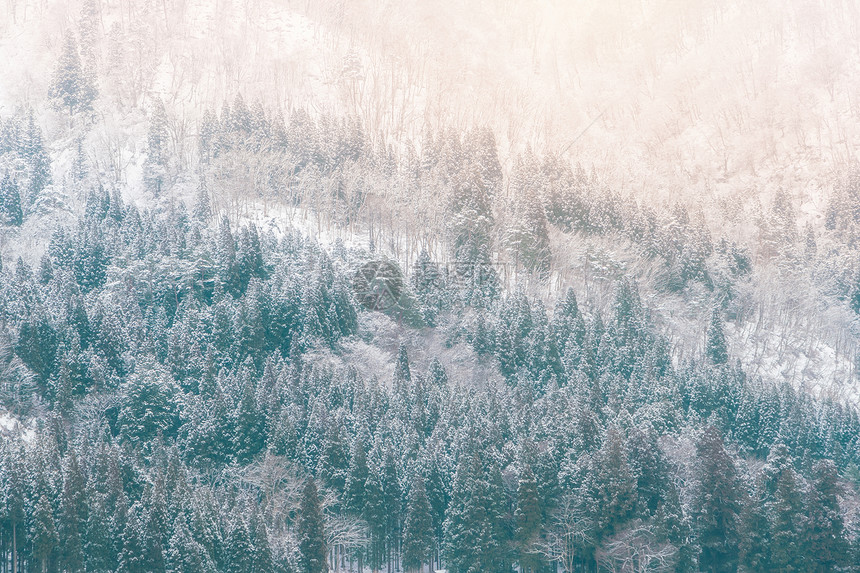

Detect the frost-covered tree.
xmin=144 ymin=98 xmax=169 ymax=195
xmin=49 ymin=33 xmax=97 ymax=116
xmin=402 ymin=474 xmax=433 ymax=573
xmin=298 ymin=478 xmax=327 ymax=573
xmin=706 ymin=308 xmax=728 ymax=365
xmin=0 ymin=173 xmax=22 ymax=226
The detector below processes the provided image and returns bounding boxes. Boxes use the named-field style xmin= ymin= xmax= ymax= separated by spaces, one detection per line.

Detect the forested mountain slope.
xmin=1 ymin=0 xmax=860 ymax=572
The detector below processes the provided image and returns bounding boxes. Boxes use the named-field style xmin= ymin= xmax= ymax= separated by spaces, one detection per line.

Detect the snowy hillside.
xmin=1 ymin=1 xmax=860 ymax=572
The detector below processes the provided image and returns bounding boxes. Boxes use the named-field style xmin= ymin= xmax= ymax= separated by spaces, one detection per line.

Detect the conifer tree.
xmin=0 ymin=173 xmax=23 ymax=226
xmin=402 ymin=474 xmax=433 ymax=573
xmin=382 ymin=447 xmax=402 ymax=567
xmin=19 ymin=111 xmax=51 ymax=205
xmin=767 ymin=465 xmax=805 ymax=572
xmin=166 ymin=516 xmax=214 ymax=573
xmin=804 ymin=460 xmax=849 ymax=573
xmin=193 ymin=176 xmax=211 ymax=221
xmin=251 ymin=514 xmax=275 ymax=573
xmin=395 ymin=342 xmax=411 ymax=387
xmin=31 ymin=493 xmax=59 ymax=573
xmin=692 ymin=426 xmax=741 ymax=573
xmin=49 ymin=33 xmax=96 ymax=116
xmin=145 ymin=98 xmax=169 ymax=195
xmin=514 ymin=465 xmax=543 ymax=573
xmin=59 ymin=450 xmax=86 ymax=573
xmin=706 ymin=308 xmax=729 ymax=365
xmin=298 ymin=478 xmax=327 ymax=573
xmin=117 ymin=510 xmax=147 ymax=573
xmin=344 ymin=432 xmax=369 ymax=514
xmin=225 ymin=517 xmax=254 ymax=573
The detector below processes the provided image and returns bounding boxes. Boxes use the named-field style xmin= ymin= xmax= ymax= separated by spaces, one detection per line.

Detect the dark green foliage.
xmin=692 ymin=427 xmax=741 ymax=573
xmin=0 ymin=173 xmax=23 ymax=225
xmin=514 ymin=465 xmax=543 ymax=573
xmin=225 ymin=518 xmax=253 ymax=573
xmin=402 ymin=474 xmax=433 ymax=572
xmin=298 ymin=478 xmax=327 ymax=573
xmin=804 ymin=460 xmax=849 ymax=572
xmin=706 ymin=308 xmax=728 ymax=365
xmin=118 ymin=366 xmax=180 ymax=447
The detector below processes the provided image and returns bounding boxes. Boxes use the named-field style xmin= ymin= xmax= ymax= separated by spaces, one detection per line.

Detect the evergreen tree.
xmin=317 ymin=419 xmax=349 ymax=497
xmin=49 ymin=33 xmax=96 ymax=116
xmin=117 ymin=510 xmax=147 ymax=573
xmin=297 ymin=478 xmax=327 ymax=573
xmin=382 ymin=447 xmax=402 ymax=567
xmin=166 ymin=516 xmax=214 ymax=573
xmin=145 ymin=98 xmax=170 ymax=195
xmin=20 ymin=111 xmax=52 ymax=204
xmin=0 ymin=173 xmax=23 ymax=226
xmin=587 ymin=426 xmax=637 ymax=538
xmin=706 ymin=308 xmax=728 ymax=365
xmin=804 ymin=460 xmax=849 ymax=573
xmin=58 ymin=450 xmax=86 ymax=573
xmin=514 ymin=465 xmax=543 ymax=573
xmin=402 ymin=474 xmax=434 ymax=573
xmin=233 ymin=376 xmax=265 ymax=463
xmin=395 ymin=342 xmax=411 ymax=387
xmin=225 ymin=517 xmax=254 ymax=573
xmin=193 ymin=176 xmax=211 ymax=221
xmin=692 ymin=426 xmax=741 ymax=573
xmin=344 ymin=431 xmax=369 ymax=515
xmin=84 ymin=495 xmax=116 ymax=573
xmin=767 ymin=465 xmax=805 ymax=572
xmin=250 ymin=514 xmax=275 ymax=573
xmin=31 ymin=493 xmax=59 ymax=573
xmin=739 ymin=485 xmax=770 ymax=573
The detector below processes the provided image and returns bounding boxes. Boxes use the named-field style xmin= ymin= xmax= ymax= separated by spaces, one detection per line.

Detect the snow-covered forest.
xmin=1 ymin=0 xmax=860 ymax=572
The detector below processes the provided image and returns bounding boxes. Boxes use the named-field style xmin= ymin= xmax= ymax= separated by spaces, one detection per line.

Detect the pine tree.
xmin=692 ymin=426 xmax=742 ymax=573
xmin=84 ymin=495 xmax=116 ymax=573
xmin=31 ymin=493 xmax=59 ymax=573
xmin=382 ymin=447 xmax=402 ymax=568
xmin=199 ymin=108 xmax=218 ymax=163
xmin=767 ymin=464 xmax=805 ymax=572
xmin=317 ymin=419 xmax=349 ymax=497
xmin=514 ymin=465 xmax=543 ymax=573
xmin=804 ymin=460 xmax=849 ymax=573
xmin=344 ymin=432 xmax=369 ymax=514
xmin=298 ymin=478 xmax=327 ymax=573
xmin=233 ymin=376 xmax=265 ymax=463
xmin=706 ymin=308 xmax=728 ymax=365
xmin=402 ymin=474 xmax=434 ymax=573
xmin=587 ymin=426 xmax=637 ymax=538
xmin=145 ymin=98 xmax=169 ymax=195
xmin=22 ymin=112 xmax=51 ymax=204
xmin=117 ymin=509 xmax=147 ymax=573
xmin=72 ymin=136 xmax=88 ymax=182
xmin=193 ymin=176 xmax=211 ymax=221
xmin=395 ymin=342 xmax=411 ymax=387
xmin=166 ymin=516 xmax=215 ymax=573
xmin=59 ymin=449 xmax=86 ymax=573
xmin=739 ymin=485 xmax=770 ymax=573
xmin=225 ymin=517 xmax=254 ymax=573
xmin=250 ymin=514 xmax=275 ymax=573
xmin=0 ymin=173 xmax=23 ymax=226
xmin=364 ymin=461 xmax=387 ymax=570
xmin=49 ymin=33 xmax=96 ymax=116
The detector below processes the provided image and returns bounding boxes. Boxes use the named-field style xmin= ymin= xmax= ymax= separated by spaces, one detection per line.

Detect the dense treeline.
xmin=192 ymin=96 xmax=739 ymax=294
xmin=0 ymin=181 xmax=858 ymax=572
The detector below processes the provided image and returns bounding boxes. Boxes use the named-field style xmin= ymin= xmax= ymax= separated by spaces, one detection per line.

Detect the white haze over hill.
xmin=2 ymin=0 xmax=860 ymax=400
